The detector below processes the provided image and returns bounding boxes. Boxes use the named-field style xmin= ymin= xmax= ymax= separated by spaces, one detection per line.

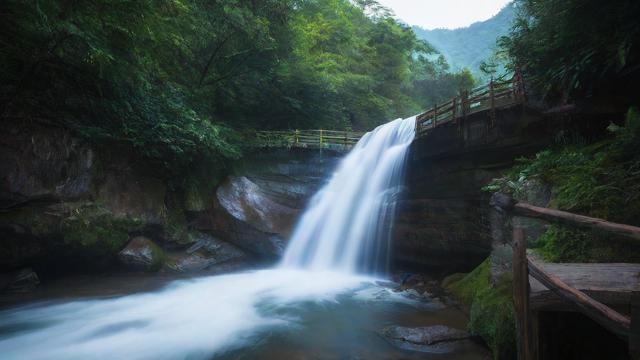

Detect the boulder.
xmin=165 ymin=232 xmax=246 ymax=273
xmin=216 ymin=176 xmax=298 ymax=235
xmin=379 ymin=325 xmax=475 ymax=353
xmin=118 ymin=236 xmax=165 ymax=271
xmin=0 ymin=268 xmax=40 ymax=293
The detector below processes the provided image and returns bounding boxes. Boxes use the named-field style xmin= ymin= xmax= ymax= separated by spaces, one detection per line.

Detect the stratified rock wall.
xmin=393 ymin=106 xmax=555 ymax=272
xmin=0 ymin=119 xmax=339 ymax=280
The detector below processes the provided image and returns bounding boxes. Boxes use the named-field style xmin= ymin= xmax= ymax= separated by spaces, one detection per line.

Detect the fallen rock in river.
xmin=379 ymin=325 xmax=475 ymax=353
xmin=118 ymin=236 xmax=165 ymax=271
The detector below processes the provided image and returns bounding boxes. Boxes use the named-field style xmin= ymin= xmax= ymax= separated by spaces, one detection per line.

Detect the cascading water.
xmin=0 ymin=116 xmax=486 ymax=360
xmin=282 ymin=116 xmax=416 ymax=274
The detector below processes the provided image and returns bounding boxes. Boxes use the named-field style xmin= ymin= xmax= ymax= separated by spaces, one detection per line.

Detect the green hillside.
xmin=413 ymin=3 xmax=515 ymax=77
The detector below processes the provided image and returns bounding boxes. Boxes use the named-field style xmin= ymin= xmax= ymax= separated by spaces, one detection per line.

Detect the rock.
xmin=193 ymin=199 xmax=286 ymax=259
xmin=0 ymin=119 xmax=94 ymax=208
xmin=216 ymin=176 xmax=298 ymax=235
xmin=118 ymin=236 xmax=164 ymax=271
xmin=379 ymin=325 xmax=474 ymax=353
xmin=0 ymin=268 xmax=40 ymax=293
xmin=165 ymin=232 xmax=246 ymax=273
xmin=96 ymin=171 xmax=166 ymax=224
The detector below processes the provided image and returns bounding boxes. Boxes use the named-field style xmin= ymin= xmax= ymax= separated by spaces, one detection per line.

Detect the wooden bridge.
xmin=492 ymin=193 xmax=640 ymax=360
xmin=254 ymin=129 xmax=365 ymax=151
xmin=253 ymin=72 xmax=526 ymax=151
xmin=415 ymin=72 xmax=526 ymax=136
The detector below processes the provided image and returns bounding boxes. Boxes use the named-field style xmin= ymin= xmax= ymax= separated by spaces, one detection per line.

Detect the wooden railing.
xmin=491 ymin=193 xmax=640 ymax=360
xmin=254 ymin=129 xmax=365 ymax=150
xmin=415 ymin=72 xmax=526 ymax=136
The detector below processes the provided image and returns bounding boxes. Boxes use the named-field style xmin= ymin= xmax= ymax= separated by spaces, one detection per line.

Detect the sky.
xmin=375 ymin=0 xmax=512 ymax=30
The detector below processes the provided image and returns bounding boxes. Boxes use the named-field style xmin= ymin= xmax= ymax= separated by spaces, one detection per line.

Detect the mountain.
xmin=413 ymin=3 xmax=515 ymax=76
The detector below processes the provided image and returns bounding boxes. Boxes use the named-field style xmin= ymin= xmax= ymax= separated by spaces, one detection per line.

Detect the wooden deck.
xmin=529 ymin=260 xmax=640 ymax=311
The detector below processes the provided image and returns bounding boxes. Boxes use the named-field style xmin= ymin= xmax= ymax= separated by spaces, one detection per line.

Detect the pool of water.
xmin=0 ymin=270 xmax=488 ymax=359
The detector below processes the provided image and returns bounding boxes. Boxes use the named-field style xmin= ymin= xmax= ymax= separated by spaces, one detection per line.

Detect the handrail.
xmin=491 ymin=193 xmax=640 ymax=241
xmin=254 ymin=129 xmax=365 ymax=149
xmin=415 ymin=72 xmax=526 ymax=136
xmin=492 ymin=193 xmax=639 ymax=360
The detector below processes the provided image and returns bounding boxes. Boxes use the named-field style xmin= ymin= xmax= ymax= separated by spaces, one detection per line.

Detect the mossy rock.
xmin=445 ymin=259 xmax=516 ymax=360
xmin=118 ymin=236 xmax=166 ymax=271
xmin=61 ymin=204 xmax=144 ymax=258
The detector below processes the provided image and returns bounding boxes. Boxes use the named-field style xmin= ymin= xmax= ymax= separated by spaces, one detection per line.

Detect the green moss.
xmin=445 ymin=259 xmax=516 ymax=360
xmin=61 ymin=205 xmax=142 ymax=257
xmin=147 ymin=241 xmax=166 ymax=271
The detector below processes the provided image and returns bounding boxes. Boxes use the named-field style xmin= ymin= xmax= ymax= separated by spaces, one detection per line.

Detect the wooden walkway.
xmin=415 ymin=72 xmax=526 ymax=136
xmin=254 ymin=73 xmax=526 ymax=150
xmin=254 ymin=129 xmax=365 ymax=151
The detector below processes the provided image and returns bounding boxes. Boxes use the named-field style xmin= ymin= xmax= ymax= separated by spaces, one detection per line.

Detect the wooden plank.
xmin=513 ymin=227 xmax=534 ymax=360
xmin=528 ymin=257 xmax=631 ymax=336
xmin=529 ymin=262 xmax=640 ymax=309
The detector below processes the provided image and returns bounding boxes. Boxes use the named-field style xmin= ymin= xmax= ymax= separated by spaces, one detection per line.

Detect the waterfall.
xmin=0 ymin=116 xmax=419 ymax=360
xmin=281 ymin=116 xmax=416 ymax=274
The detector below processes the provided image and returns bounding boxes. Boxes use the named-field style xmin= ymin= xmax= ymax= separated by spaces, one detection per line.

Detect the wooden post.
xmin=452 ymin=97 xmax=458 ymax=120
xmin=319 ymin=129 xmax=323 ymax=147
xmin=459 ymin=90 xmax=468 ymax=138
xmin=489 ymin=78 xmax=496 ymax=128
xmin=433 ymin=103 xmax=438 ymax=128
xmin=631 ymin=291 xmax=640 ymax=360
xmin=513 ymin=226 xmax=534 ymax=360
xmin=344 ymin=131 xmax=348 ymax=146
xmin=295 ymin=129 xmax=299 ymax=145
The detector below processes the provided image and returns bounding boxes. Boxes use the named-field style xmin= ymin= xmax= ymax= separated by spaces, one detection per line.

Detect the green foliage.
xmin=486 ymin=108 xmax=640 ymax=262
xmin=532 ymin=224 xmax=640 ymax=263
xmin=1 ymin=0 xmax=474 ymax=176
xmin=445 ymin=259 xmax=516 ymax=360
xmin=500 ymin=0 xmax=640 ymax=97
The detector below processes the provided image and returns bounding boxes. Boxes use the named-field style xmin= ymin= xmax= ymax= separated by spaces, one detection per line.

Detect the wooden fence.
xmin=415 ymin=72 xmax=526 ymax=136
xmin=491 ymin=193 xmax=640 ymax=360
xmin=254 ymin=129 xmax=365 ymax=150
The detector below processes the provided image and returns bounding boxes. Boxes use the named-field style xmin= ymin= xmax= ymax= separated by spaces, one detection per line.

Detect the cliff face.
xmin=392 ymin=106 xmax=558 ymax=272
xmin=0 ymin=119 xmax=339 ymax=286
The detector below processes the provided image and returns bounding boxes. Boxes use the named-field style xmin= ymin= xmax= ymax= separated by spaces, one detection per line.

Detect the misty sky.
xmin=375 ymin=0 xmax=512 ymax=29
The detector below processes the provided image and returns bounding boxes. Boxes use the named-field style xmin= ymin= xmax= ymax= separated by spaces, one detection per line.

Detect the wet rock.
xmin=118 ymin=236 xmax=164 ymax=271
xmin=379 ymin=325 xmax=474 ymax=353
xmin=193 ymin=205 xmax=285 ymax=259
xmin=0 ymin=268 xmax=40 ymax=293
xmin=165 ymin=232 xmax=246 ymax=273
xmin=216 ymin=176 xmax=298 ymax=235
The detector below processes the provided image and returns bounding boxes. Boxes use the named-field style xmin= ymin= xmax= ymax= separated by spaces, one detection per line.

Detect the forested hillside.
xmin=0 ymin=0 xmax=473 ymax=180
xmin=413 ymin=3 xmax=515 ymax=76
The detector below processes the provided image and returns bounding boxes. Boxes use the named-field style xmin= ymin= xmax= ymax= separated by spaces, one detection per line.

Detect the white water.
xmin=282 ymin=116 xmax=416 ymax=274
xmin=0 ymin=117 xmax=420 ymax=359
